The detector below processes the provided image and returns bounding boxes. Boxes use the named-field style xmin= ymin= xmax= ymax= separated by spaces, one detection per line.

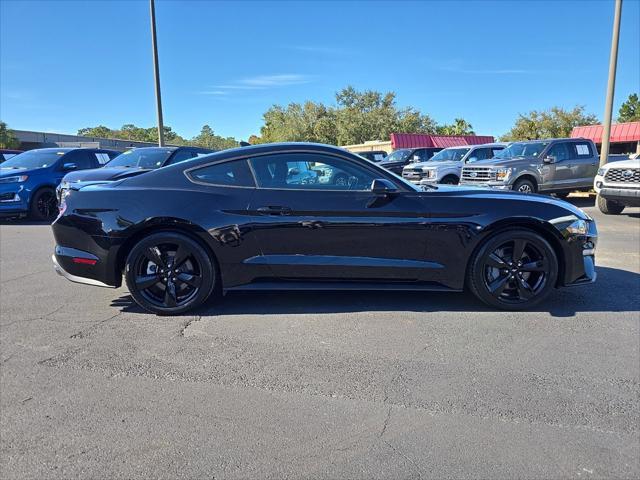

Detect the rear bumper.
xmin=52 ymin=252 xmax=116 ymax=288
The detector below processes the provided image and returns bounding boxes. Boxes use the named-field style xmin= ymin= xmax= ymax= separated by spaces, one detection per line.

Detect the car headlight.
xmin=597 ymin=168 xmax=605 ymax=176
xmin=495 ymin=168 xmax=512 ymax=181
xmin=565 ymin=219 xmax=588 ymax=235
xmin=424 ymin=169 xmax=436 ymax=179
xmin=0 ymin=175 xmax=28 ymax=184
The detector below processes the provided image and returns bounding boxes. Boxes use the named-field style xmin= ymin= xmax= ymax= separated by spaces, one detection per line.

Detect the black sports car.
xmin=51 ymin=142 xmax=597 ymax=315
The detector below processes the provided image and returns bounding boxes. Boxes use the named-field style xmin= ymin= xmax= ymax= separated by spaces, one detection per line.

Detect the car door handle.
xmin=256 ymin=206 xmax=292 ymax=215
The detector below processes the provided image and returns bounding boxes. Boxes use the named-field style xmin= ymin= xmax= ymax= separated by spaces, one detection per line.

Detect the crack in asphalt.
xmin=69 ymin=312 xmax=122 ymax=339
xmin=379 ymin=406 xmax=393 ymax=438
xmin=0 ymin=303 xmax=66 ymax=328
xmin=0 ymin=269 xmax=50 ymax=285
xmin=179 ymin=315 xmax=202 ymax=337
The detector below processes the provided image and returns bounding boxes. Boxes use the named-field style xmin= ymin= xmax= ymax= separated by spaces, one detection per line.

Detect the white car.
xmin=594 ymin=157 xmax=640 ymax=214
xmin=402 ymin=144 xmax=506 ymax=185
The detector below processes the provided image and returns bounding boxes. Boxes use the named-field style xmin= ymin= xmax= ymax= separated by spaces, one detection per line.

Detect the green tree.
xmin=436 ymin=118 xmax=475 ymax=135
xmin=189 ymin=125 xmax=238 ymax=150
xmin=77 ymin=125 xmax=114 ymax=138
xmin=617 ymin=93 xmax=640 ymax=122
xmin=501 ymin=106 xmax=598 ymax=141
xmin=260 ymin=101 xmax=338 ymax=144
xmin=0 ymin=121 xmax=20 ymax=149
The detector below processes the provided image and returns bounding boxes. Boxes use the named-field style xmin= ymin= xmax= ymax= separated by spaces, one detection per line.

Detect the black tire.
xmin=467 ymin=229 xmax=558 ymax=311
xmin=441 ymin=175 xmax=459 ymax=185
xmin=596 ymin=193 xmax=624 ymax=215
xmin=512 ymin=178 xmax=536 ymax=194
xmin=29 ymin=188 xmax=58 ymax=221
xmin=124 ymin=232 xmax=216 ymax=315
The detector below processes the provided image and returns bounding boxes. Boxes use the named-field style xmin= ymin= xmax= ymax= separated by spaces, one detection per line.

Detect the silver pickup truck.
xmin=459 ymin=138 xmax=599 ymax=196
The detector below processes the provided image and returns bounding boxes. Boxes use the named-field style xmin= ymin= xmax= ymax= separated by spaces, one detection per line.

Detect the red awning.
xmin=571 ymin=122 xmax=640 ymax=144
xmin=390 ymin=133 xmax=494 ymax=149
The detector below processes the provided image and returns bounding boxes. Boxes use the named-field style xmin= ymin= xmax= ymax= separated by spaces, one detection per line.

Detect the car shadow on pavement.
xmin=0 ymin=218 xmax=51 ymax=226
xmin=110 ymin=266 xmax=639 ymax=318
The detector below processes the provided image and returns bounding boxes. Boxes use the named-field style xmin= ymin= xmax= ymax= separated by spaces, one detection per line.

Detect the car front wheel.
xmin=596 ymin=193 xmax=625 ymax=215
xmin=468 ymin=229 xmax=558 ymax=310
xmin=30 ymin=188 xmax=58 ymax=221
xmin=512 ymin=178 xmax=536 ymax=194
xmin=124 ymin=232 xmax=216 ymax=315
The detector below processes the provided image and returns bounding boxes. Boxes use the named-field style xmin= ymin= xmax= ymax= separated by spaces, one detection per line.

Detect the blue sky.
xmin=1 ymin=0 xmax=639 ymax=141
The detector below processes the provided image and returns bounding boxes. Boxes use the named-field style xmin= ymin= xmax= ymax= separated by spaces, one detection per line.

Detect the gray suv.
xmin=459 ymin=138 xmax=599 ymax=196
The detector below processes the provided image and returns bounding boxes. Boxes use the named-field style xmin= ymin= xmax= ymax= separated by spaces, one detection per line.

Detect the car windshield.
xmin=383 ymin=149 xmax=411 ymax=163
xmin=0 ymin=150 xmax=65 ymax=169
xmin=107 ymin=148 xmax=174 ymax=168
xmin=429 ymin=148 xmax=470 ymax=162
xmin=497 ymin=142 xmax=549 ymax=159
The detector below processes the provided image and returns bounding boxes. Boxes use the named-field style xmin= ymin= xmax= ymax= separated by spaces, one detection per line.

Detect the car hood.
xmin=466 ymin=157 xmax=534 ymax=168
xmin=604 ymin=158 xmax=639 ymax=169
xmin=0 ymin=166 xmax=44 ymax=177
xmin=62 ymin=167 xmax=152 ymax=183
xmin=412 ymin=160 xmax=460 ymax=169
xmin=419 ymin=184 xmax=591 ymax=220
xmin=379 ymin=160 xmax=406 ymax=167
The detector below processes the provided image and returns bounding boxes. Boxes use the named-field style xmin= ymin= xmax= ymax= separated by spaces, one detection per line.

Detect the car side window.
xmin=64 ymin=150 xmax=95 ymax=170
xmin=188 ymin=159 xmax=255 ymax=187
xmin=491 ymin=147 xmax=504 ymax=157
xmin=166 ymin=149 xmax=195 ymax=166
xmin=249 ymin=153 xmax=379 ymax=191
xmin=94 ymin=152 xmax=113 ymax=165
xmin=572 ymin=142 xmax=593 ymax=158
xmin=547 ymin=142 xmax=571 ymax=162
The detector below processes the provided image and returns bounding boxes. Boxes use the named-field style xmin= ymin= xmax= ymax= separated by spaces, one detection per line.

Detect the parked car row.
xmin=391 ymin=138 xmax=604 ymax=199
xmin=0 ymin=146 xmax=214 ymax=220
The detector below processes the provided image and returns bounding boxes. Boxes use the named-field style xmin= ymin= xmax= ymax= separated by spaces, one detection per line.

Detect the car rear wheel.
xmin=124 ymin=232 xmax=216 ymax=315
xmin=512 ymin=178 xmax=536 ymax=194
xmin=468 ymin=230 xmax=557 ymax=310
xmin=29 ymin=188 xmax=58 ymax=221
xmin=596 ymin=193 xmax=625 ymax=215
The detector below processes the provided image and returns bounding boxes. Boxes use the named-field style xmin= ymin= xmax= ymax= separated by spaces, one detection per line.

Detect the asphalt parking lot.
xmin=1 ymin=197 xmax=639 ymax=479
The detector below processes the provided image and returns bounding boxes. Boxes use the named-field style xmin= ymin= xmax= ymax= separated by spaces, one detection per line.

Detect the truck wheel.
xmin=596 ymin=193 xmax=624 ymax=215
xmin=513 ymin=178 xmax=536 ymax=194
xmin=29 ymin=188 xmax=58 ymax=221
xmin=441 ymin=175 xmax=459 ymax=185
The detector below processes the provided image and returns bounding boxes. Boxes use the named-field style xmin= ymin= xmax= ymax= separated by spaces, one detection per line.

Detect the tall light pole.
xmin=150 ymin=0 xmax=165 ymax=147
xmin=600 ymin=0 xmax=623 ymax=166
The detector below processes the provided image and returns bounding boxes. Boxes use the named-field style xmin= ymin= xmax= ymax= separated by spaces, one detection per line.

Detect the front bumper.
xmin=599 ymin=186 xmax=640 ymax=206
xmin=0 ymin=184 xmax=29 ymax=216
xmin=458 ymin=181 xmax=511 ymax=190
xmin=560 ymin=220 xmax=598 ymax=287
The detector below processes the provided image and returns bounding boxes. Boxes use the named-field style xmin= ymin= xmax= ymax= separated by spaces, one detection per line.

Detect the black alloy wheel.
xmin=468 ymin=230 xmax=557 ymax=310
xmin=125 ymin=232 xmax=216 ymax=315
xmin=30 ymin=188 xmax=58 ymax=221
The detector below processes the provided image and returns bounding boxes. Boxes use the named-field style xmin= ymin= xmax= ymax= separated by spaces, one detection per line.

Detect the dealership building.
xmin=343 ymin=133 xmax=495 ymax=155
xmin=10 ymin=129 xmax=170 ymax=152
xmin=571 ymin=121 xmax=640 ymax=155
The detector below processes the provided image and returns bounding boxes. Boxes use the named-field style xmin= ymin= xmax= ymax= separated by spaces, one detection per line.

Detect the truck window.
xmin=547 ymin=142 xmax=571 ymax=162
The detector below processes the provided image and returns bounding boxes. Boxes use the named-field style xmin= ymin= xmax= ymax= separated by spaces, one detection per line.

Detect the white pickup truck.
xmin=594 ymin=156 xmax=640 ymax=214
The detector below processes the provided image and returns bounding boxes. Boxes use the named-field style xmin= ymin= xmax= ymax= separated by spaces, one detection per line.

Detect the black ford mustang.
xmin=51 ymin=143 xmax=597 ymax=315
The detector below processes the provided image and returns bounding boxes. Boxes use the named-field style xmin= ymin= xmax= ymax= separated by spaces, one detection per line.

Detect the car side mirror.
xmin=543 ymin=155 xmax=556 ymax=164
xmin=62 ymin=163 xmax=77 ymax=171
xmin=371 ymin=178 xmax=398 ymax=195
xmin=468 ymin=156 xmax=478 ymax=163
xmin=412 ymin=155 xmax=421 ymax=162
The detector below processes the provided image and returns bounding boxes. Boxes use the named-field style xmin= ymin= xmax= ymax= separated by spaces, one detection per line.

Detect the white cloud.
xmin=204 ymin=74 xmax=313 ymax=95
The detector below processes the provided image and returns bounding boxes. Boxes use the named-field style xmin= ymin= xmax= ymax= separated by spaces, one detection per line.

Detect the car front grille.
xmin=402 ymin=168 xmax=424 ymax=180
xmin=461 ymin=167 xmax=495 ymax=182
xmin=605 ymin=168 xmax=640 ymax=183
xmin=0 ymin=192 xmax=18 ymax=202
